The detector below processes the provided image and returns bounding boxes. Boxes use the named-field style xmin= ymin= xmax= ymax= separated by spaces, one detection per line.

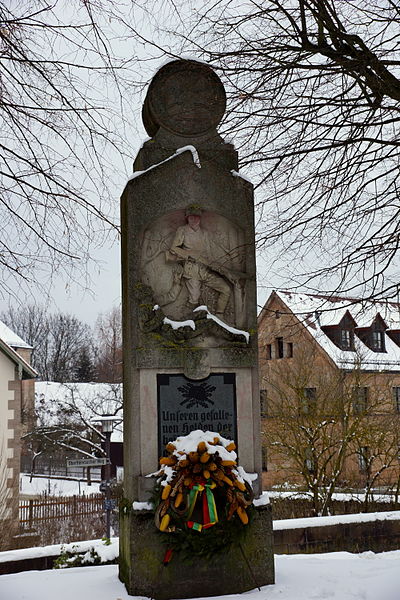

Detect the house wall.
xmin=341 ymin=369 xmax=400 ymax=486
xmin=12 ymin=348 xmax=35 ymax=434
xmin=259 ymin=293 xmax=338 ymax=488
xmin=0 ymin=351 xmax=21 ymax=534
xmin=259 ymin=293 xmax=400 ymax=490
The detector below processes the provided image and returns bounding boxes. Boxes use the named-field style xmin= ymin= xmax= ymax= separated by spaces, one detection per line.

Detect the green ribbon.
xmin=186 ymin=482 xmax=218 ymax=532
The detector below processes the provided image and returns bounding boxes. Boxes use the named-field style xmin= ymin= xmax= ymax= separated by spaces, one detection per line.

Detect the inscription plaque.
xmin=157 ymin=373 xmax=237 ymax=453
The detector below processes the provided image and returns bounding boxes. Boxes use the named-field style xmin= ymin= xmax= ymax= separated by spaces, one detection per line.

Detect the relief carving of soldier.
xmin=165 ymin=205 xmax=231 ymax=316
xmin=140 ymin=205 xmax=248 ymax=328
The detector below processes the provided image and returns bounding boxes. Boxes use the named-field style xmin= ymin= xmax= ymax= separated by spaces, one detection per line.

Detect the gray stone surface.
xmin=119 ymin=504 xmax=275 ymax=600
xmin=142 ymin=60 xmax=226 ymax=138
xmin=124 ymin=153 xmax=256 ymax=334
xmin=273 ymin=517 xmax=400 ymax=555
xmin=129 ymin=366 xmax=261 ymax=496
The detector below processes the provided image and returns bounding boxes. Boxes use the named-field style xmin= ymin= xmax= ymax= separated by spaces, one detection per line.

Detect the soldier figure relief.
xmin=167 ymin=205 xmax=231 ymax=316
xmin=140 ymin=204 xmax=248 ymax=328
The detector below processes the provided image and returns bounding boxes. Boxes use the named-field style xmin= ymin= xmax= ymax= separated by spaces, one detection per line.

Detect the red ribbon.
xmin=163 ymin=548 xmax=173 ymax=566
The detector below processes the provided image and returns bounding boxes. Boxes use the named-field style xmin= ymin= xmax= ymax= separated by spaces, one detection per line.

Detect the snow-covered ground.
xmin=267 ymin=489 xmax=400 ymax=503
xmin=0 ymin=550 xmax=399 ymax=600
xmin=0 ymin=538 xmax=119 ymax=564
xmin=20 ymin=474 xmax=100 ymax=497
xmin=274 ymin=510 xmax=400 ymax=530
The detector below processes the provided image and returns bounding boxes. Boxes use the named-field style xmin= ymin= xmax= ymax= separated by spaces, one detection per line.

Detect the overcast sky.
xmin=4 ymin=1 xmax=386 ymax=326
xmin=0 ymin=2 xmax=282 ymax=326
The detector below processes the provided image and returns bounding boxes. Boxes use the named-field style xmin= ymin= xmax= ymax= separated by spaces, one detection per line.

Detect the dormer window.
xmin=371 ymin=329 xmax=385 ymax=352
xmin=355 ymin=313 xmax=387 ymax=353
xmin=387 ymin=330 xmax=400 ymax=348
xmin=340 ymin=329 xmax=354 ymax=350
xmin=321 ymin=310 xmax=356 ymax=351
xmin=369 ymin=314 xmax=387 ymax=352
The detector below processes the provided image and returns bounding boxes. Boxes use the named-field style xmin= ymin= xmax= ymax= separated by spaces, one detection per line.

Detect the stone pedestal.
xmin=119 ymin=505 xmax=274 ymax=600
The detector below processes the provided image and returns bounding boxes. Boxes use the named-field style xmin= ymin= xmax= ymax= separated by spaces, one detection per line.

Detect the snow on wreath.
xmin=150 ymin=430 xmax=255 ymax=562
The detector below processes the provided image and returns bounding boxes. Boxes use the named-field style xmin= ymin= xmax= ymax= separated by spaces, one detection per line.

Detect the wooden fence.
xmin=19 ymin=494 xmax=105 ymax=529
xmin=21 ymin=456 xmax=102 ymax=479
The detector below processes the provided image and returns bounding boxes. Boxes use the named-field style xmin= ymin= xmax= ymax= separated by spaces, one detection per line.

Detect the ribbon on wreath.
xmin=186 ymin=481 xmax=218 ymax=532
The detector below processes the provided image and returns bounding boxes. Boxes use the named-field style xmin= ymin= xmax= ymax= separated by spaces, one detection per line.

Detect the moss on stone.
xmin=119 ymin=497 xmax=132 ymax=517
xmin=149 ymin=333 xmax=186 ymax=348
xmin=120 ymin=505 xmax=274 ymax=598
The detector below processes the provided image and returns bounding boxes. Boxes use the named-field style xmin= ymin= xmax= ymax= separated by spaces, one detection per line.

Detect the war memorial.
xmin=119 ymin=59 xmax=274 ymax=599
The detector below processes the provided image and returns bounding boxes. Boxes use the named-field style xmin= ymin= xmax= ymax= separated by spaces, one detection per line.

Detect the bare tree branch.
xmin=166 ymin=0 xmax=400 ymax=301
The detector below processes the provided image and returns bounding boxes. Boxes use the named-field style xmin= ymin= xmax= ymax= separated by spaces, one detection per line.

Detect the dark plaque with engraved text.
xmin=157 ymin=373 xmax=237 ymax=453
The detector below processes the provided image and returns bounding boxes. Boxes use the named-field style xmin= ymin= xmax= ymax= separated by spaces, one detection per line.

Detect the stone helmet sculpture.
xmin=185 ymin=204 xmax=203 ymax=218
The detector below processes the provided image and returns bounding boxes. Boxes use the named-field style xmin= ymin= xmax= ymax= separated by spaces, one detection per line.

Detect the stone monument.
xmin=119 ymin=59 xmax=274 ymax=599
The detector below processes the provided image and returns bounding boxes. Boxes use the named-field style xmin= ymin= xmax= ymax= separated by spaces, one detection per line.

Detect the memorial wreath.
xmin=152 ymin=430 xmax=255 ymax=561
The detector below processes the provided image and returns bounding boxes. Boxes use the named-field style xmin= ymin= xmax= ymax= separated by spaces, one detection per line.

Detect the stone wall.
xmin=274 ymin=515 xmax=400 ymax=554
xmin=268 ymin=495 xmax=400 ymax=520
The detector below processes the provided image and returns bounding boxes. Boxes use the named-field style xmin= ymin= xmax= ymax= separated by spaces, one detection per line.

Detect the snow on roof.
xmin=35 ymin=381 xmax=121 ymax=402
xmin=0 ymin=319 xmax=32 ymax=349
xmin=276 ymin=291 xmax=400 ymax=328
xmin=274 ymin=291 xmax=400 ymax=371
xmin=0 ymin=337 xmax=37 ymax=378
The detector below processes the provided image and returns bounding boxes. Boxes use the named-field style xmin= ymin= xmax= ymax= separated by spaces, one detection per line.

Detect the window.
xmin=262 ymin=444 xmax=268 ymax=471
xmin=266 ymin=344 xmax=272 ymax=360
xmin=371 ymin=329 xmax=385 ymax=352
xmin=393 ymin=387 xmax=400 ymax=412
xmin=276 ymin=337 xmax=284 ymax=358
xmin=358 ymin=446 xmax=369 ymax=472
xmin=340 ymin=329 xmax=353 ymax=350
xmin=304 ymin=447 xmax=315 ymax=473
xmin=300 ymin=388 xmax=317 ymax=414
xmin=352 ymin=387 xmax=368 ymax=414
xmin=260 ymin=390 xmax=268 ymax=417
xmin=287 ymin=342 xmax=293 ymax=358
